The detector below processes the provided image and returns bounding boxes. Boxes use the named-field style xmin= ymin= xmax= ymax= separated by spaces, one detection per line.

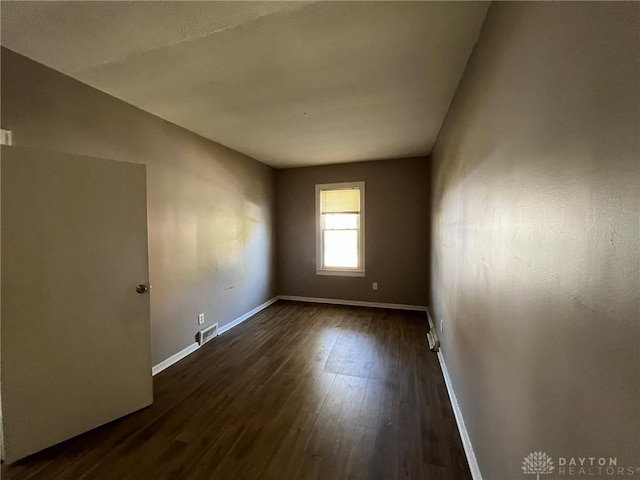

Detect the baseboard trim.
xmin=152 ymin=295 xmax=479 ymax=479
xmin=152 ymin=296 xmax=279 ymax=376
xmin=278 ymin=295 xmax=428 ymax=312
xmin=152 ymin=342 xmax=199 ymax=376
xmin=218 ymin=296 xmax=279 ymax=336
xmin=436 ymin=350 xmax=483 ymax=480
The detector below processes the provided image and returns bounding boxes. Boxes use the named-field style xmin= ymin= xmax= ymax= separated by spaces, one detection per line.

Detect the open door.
xmin=1 ymin=146 xmax=153 ymax=463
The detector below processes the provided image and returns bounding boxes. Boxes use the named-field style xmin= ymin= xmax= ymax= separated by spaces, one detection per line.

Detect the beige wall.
xmin=0 ymin=48 xmax=277 ymax=366
xmin=277 ymin=157 xmax=430 ymax=306
xmin=431 ymin=3 xmax=640 ymax=479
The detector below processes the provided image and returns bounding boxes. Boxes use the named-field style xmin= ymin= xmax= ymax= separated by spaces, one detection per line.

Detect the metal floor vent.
xmin=426 ymin=310 xmax=440 ymax=352
xmin=198 ymin=323 xmax=218 ymax=346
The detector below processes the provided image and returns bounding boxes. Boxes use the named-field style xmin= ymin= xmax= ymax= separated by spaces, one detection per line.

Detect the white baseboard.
xmin=152 ymin=296 xmax=279 ymax=376
xmin=278 ymin=295 xmax=428 ymax=312
xmin=152 ymin=342 xmax=199 ymax=376
xmin=436 ymin=350 xmax=483 ymax=480
xmin=217 ymin=296 xmax=279 ymax=335
xmin=152 ymin=295 xmax=479 ymax=479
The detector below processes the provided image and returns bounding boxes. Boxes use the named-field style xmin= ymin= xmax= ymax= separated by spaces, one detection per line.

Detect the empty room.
xmin=1 ymin=1 xmax=638 ymax=479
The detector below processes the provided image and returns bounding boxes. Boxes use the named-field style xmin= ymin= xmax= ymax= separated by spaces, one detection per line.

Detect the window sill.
xmin=316 ymin=269 xmax=365 ymax=277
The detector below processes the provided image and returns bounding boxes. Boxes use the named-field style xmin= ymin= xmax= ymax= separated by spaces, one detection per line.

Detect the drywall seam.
xmin=84 ymin=2 xmax=319 ymax=72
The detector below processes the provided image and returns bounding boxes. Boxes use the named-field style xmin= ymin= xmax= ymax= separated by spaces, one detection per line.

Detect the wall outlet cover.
xmin=198 ymin=313 xmax=205 ymax=325
xmin=0 ymin=129 xmax=12 ymax=146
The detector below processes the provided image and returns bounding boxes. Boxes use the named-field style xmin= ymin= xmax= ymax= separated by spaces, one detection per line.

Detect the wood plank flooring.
xmin=2 ymin=300 xmax=471 ymax=480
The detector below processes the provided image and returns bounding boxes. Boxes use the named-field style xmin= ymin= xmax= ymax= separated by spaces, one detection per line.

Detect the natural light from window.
xmin=316 ymin=182 xmax=365 ymax=276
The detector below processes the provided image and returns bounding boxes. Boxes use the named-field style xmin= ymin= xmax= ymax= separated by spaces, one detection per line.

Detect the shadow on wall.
xmin=430 ymin=2 xmax=640 ymax=479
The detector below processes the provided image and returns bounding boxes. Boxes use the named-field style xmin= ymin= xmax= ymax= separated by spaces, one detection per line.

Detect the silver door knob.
xmin=136 ymin=284 xmax=150 ymax=294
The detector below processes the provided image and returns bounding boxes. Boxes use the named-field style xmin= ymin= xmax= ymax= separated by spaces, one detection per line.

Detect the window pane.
xmin=324 ymin=213 xmax=358 ymax=230
xmin=324 ymin=230 xmax=358 ymax=268
xmin=321 ymin=189 xmax=360 ymax=213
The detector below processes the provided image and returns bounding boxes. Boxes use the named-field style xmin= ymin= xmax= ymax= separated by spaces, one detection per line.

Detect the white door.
xmin=1 ymin=146 xmax=153 ymax=463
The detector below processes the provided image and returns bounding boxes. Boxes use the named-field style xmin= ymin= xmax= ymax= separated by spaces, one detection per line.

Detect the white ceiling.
xmin=1 ymin=1 xmax=489 ymax=168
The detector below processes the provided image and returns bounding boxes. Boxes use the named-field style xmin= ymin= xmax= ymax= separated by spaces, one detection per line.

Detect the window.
xmin=315 ymin=181 xmax=365 ymax=276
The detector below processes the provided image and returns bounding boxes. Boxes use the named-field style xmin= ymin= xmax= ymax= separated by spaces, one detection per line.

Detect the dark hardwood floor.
xmin=2 ymin=300 xmax=471 ymax=480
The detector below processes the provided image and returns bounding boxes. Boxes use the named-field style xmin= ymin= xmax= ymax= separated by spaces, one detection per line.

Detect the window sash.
xmin=315 ymin=182 xmax=365 ymax=276
xmin=322 ymin=230 xmax=359 ymax=268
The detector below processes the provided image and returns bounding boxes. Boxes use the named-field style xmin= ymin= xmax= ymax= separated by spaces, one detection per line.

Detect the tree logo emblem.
xmin=522 ymin=451 xmax=555 ymax=480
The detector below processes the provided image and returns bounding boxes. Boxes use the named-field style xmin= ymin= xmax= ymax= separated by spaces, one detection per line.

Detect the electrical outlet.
xmin=440 ymin=319 xmax=444 ymax=333
xmin=0 ymin=129 xmax=12 ymax=146
xmin=372 ymin=282 xmax=378 ymax=290
xmin=198 ymin=313 xmax=205 ymax=325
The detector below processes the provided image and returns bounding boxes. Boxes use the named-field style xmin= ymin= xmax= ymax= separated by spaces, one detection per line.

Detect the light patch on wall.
xmin=244 ymin=201 xmax=263 ymax=222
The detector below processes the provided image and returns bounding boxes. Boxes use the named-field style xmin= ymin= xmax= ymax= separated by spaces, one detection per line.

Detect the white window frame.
xmin=315 ymin=181 xmax=365 ymax=277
